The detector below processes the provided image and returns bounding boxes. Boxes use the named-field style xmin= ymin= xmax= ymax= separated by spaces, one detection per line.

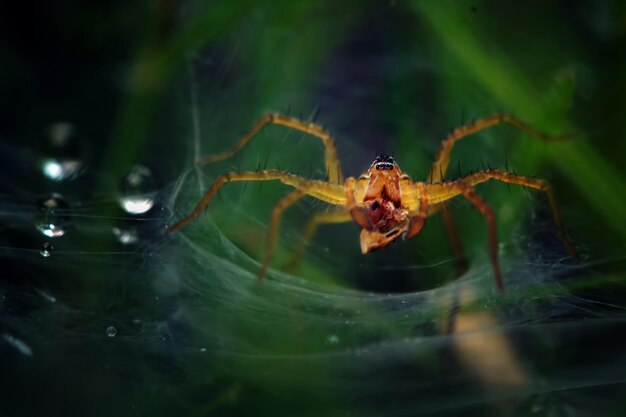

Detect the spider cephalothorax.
xmin=168 ymin=112 xmax=579 ymax=290
xmin=354 ymin=155 xmax=410 ymax=253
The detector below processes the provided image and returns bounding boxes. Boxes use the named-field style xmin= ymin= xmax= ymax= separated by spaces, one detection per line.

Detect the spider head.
xmin=371 ymin=154 xmax=397 ymax=172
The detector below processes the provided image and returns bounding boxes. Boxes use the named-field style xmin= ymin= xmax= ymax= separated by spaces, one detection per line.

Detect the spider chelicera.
xmin=167 ymin=113 xmax=579 ymax=290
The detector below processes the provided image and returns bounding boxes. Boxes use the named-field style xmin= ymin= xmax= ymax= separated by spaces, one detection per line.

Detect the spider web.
xmin=162 ymin=173 xmax=626 ymax=417
xmin=153 ymin=47 xmax=626 ymax=416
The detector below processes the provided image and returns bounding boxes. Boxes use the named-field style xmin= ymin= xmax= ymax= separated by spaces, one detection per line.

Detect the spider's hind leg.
xmin=454 ymin=181 xmax=504 ymax=291
xmin=441 ymin=205 xmax=470 ymax=278
xmin=286 ymin=209 xmax=352 ymax=273
xmin=260 ymin=182 xmax=345 ymax=281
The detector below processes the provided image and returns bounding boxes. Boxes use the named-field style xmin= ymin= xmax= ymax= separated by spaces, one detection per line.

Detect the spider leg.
xmin=286 ymin=209 xmax=352 ymax=273
xmin=166 ymin=170 xmax=345 ymax=234
xmin=427 ymin=113 xmax=574 ymax=183
xmin=448 ymin=181 xmax=504 ymax=291
xmin=424 ymin=202 xmax=470 ymax=277
xmin=345 ymin=177 xmax=374 ymax=230
xmin=259 ymin=183 xmax=335 ymax=281
xmin=404 ymin=183 xmax=430 ymax=240
xmin=441 ymin=204 xmax=470 ymax=277
xmin=196 ymin=113 xmax=344 ymax=184
xmin=426 ymin=169 xmax=579 ymax=289
xmin=430 ymin=169 xmax=579 ymax=260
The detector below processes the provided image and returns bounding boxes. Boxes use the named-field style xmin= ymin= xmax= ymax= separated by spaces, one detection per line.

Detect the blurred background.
xmin=2 ymin=1 xmax=626 ymax=416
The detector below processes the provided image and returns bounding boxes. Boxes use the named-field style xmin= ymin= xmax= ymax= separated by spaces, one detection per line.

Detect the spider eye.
xmin=374 ymin=154 xmax=395 ymax=164
xmin=374 ymin=154 xmax=395 ymax=169
xmin=376 ymin=163 xmax=394 ymax=170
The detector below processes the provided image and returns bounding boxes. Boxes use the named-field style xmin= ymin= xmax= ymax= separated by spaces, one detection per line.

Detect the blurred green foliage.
xmin=99 ymin=0 xmax=626 ymax=268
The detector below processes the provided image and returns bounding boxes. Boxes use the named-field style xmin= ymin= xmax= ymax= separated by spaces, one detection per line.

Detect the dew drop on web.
xmin=40 ymin=122 xmax=86 ymax=181
xmin=112 ymin=226 xmax=139 ymax=245
xmin=40 ymin=242 xmax=53 ymax=257
xmin=35 ymin=193 xmax=71 ymax=238
xmin=118 ymin=165 xmax=157 ymax=214
xmin=106 ymin=326 xmax=117 ymax=337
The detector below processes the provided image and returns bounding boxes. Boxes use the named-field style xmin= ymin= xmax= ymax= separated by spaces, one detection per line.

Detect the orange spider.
xmin=167 ymin=113 xmax=579 ymax=290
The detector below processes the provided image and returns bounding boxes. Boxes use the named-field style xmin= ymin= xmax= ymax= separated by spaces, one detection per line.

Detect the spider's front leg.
xmin=427 ymin=114 xmax=575 ymax=183
xmin=196 ymin=113 xmax=344 ymax=184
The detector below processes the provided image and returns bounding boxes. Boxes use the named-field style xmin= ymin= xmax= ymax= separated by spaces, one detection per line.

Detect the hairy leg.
xmin=404 ymin=183 xmax=430 ymax=240
xmin=428 ymin=114 xmax=574 ymax=184
xmin=287 ymin=209 xmax=352 ymax=272
xmin=453 ymin=181 xmax=504 ymax=291
xmin=196 ymin=113 xmax=344 ymax=184
xmin=167 ymin=170 xmax=345 ymax=234
xmin=258 ymin=185 xmax=319 ymax=281
xmin=428 ymin=169 xmax=579 ymax=260
xmin=345 ymin=177 xmax=373 ymax=230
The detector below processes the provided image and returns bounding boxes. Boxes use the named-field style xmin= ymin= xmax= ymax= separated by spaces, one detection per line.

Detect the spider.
xmin=167 ymin=113 xmax=579 ymax=290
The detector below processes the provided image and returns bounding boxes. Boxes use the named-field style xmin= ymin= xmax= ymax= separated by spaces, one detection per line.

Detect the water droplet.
xmin=40 ymin=242 xmax=53 ymax=257
xmin=118 ymin=166 xmax=157 ymax=214
xmin=40 ymin=122 xmax=86 ymax=181
xmin=112 ymin=227 xmax=138 ymax=245
xmin=327 ymin=335 xmax=339 ymax=345
xmin=35 ymin=193 xmax=71 ymax=238
xmin=200 ymin=347 xmax=207 ymax=352
xmin=42 ymin=159 xmax=84 ymax=182
xmin=106 ymin=326 xmax=117 ymax=337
